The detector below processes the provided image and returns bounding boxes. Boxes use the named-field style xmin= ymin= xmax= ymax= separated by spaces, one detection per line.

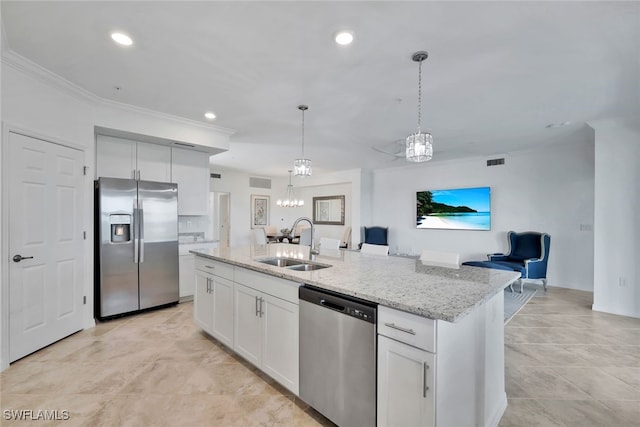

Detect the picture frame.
xmin=312 ymin=195 xmax=345 ymax=225
xmin=250 ymin=194 xmax=270 ymax=229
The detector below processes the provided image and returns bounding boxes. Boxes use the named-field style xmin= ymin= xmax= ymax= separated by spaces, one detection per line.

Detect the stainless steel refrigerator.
xmin=95 ymin=177 xmax=179 ymax=319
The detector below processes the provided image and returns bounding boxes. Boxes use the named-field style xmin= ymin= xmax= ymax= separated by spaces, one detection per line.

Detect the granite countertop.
xmin=191 ymin=243 xmax=520 ymax=323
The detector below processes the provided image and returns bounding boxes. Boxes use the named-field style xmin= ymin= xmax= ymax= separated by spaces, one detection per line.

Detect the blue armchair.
xmin=488 ymin=231 xmax=551 ymax=292
xmin=358 ymin=226 xmax=389 ymax=249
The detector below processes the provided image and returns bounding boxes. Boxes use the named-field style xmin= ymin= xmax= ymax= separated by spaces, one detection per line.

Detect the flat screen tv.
xmin=416 ymin=186 xmax=491 ymax=230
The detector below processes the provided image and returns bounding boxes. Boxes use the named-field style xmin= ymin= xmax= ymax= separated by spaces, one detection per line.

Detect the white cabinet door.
xmin=179 ymin=254 xmax=195 ymax=298
xmin=194 ymin=270 xmax=213 ymax=333
xmin=212 ymin=276 xmax=235 ymax=348
xmin=261 ymin=293 xmax=299 ymax=394
xmin=96 ymin=135 xmax=171 ymax=182
xmin=171 ymin=147 xmax=210 ymax=215
xmin=137 ymin=142 xmax=171 ymax=182
xmin=96 ymin=135 xmax=136 ymax=179
xmin=233 ymin=283 xmax=262 ymax=366
xmin=378 ymin=335 xmax=435 ymax=427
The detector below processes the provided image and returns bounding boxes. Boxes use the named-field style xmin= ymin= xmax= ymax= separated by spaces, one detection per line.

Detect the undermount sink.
xmin=255 ymin=257 xmax=331 ymax=271
xmin=287 ymin=263 xmax=330 ymax=271
xmin=256 ymin=257 xmax=306 ymax=267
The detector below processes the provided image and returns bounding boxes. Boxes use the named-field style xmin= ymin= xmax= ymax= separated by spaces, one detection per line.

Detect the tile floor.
xmin=1 ymin=286 xmax=638 ymax=426
xmin=500 ymin=286 xmax=640 ymax=427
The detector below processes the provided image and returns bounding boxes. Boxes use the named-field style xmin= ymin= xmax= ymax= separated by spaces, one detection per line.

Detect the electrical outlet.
xmin=619 ymin=277 xmax=628 ymax=288
xmin=580 ymin=224 xmax=593 ymax=231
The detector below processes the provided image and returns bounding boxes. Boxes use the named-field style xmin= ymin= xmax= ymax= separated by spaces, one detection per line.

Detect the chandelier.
xmin=276 ymin=170 xmax=304 ymax=207
xmin=406 ymin=51 xmax=433 ymax=162
xmin=294 ymin=105 xmax=312 ymax=176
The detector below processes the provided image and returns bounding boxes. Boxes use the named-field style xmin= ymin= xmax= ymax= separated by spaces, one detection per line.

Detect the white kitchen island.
xmin=191 ymin=243 xmax=520 ymax=427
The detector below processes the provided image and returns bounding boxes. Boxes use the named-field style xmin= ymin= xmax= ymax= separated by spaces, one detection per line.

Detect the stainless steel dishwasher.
xmin=299 ymin=285 xmax=377 ymax=427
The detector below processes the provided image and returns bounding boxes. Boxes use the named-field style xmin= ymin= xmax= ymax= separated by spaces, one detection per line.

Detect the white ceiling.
xmin=2 ymin=1 xmax=639 ymax=177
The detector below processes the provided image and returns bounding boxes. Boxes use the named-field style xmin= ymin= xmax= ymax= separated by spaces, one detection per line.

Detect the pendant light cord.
xmin=417 ymin=59 xmax=422 ymax=134
xmin=301 ymin=108 xmax=305 ymax=158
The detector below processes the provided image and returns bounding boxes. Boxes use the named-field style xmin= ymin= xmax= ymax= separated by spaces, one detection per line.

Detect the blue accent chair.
xmin=358 ymin=226 xmax=388 ymax=249
xmin=488 ymin=231 xmax=551 ymax=292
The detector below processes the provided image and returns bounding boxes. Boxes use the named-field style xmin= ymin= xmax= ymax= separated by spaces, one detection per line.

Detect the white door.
xmin=261 ymin=293 xmax=299 ymax=394
xmin=171 ymin=147 xmax=208 ymax=215
xmin=233 ymin=283 xmax=261 ymax=366
xmin=218 ymin=193 xmax=230 ymax=247
xmin=137 ymin=142 xmax=171 ymax=182
xmin=96 ymin=134 xmax=136 ymax=179
xmin=8 ymin=132 xmax=84 ymax=362
xmin=211 ymin=275 xmax=234 ymax=348
xmin=193 ymin=270 xmax=213 ymax=333
xmin=377 ymin=335 xmax=435 ymax=427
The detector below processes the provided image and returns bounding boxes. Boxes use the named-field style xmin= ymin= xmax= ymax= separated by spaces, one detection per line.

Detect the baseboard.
xmin=592 ymin=304 xmax=639 ymax=319
xmin=487 ymin=392 xmax=508 ymax=427
xmin=180 ymin=295 xmax=194 ymax=303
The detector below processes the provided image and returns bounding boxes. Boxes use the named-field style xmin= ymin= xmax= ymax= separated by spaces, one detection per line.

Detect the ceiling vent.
xmin=249 ymin=177 xmax=271 ymax=189
xmin=486 ymin=158 xmax=505 ymax=167
xmin=210 ymin=173 xmax=221 ymax=179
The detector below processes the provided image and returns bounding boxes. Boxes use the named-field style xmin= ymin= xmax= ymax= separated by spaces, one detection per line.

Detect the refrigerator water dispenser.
xmin=109 ymin=214 xmax=131 ymax=243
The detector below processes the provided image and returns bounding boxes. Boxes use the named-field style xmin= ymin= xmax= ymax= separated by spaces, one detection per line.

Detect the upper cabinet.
xmin=96 ymin=134 xmax=171 ymax=182
xmin=96 ymin=134 xmax=211 ymax=216
xmin=171 ymin=147 xmax=210 ymax=215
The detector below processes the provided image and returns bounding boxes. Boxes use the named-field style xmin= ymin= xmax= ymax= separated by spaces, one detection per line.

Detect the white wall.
xmin=592 ymin=118 xmax=640 ymax=318
xmin=372 ymin=134 xmax=595 ymax=290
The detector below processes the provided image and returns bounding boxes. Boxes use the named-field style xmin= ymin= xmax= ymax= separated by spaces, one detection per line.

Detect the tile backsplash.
xmin=178 ymin=215 xmax=210 ymax=240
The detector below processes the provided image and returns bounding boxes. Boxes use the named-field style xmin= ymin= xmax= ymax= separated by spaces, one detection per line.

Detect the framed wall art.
xmin=250 ymin=194 xmax=270 ymax=229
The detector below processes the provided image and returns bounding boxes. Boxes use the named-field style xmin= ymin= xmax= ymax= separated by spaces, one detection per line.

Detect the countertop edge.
xmin=191 ymin=249 xmax=519 ymax=323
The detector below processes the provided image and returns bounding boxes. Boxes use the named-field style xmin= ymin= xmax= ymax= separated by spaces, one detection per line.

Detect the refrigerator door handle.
xmin=133 ymin=201 xmax=139 ymax=264
xmin=139 ymin=198 xmax=145 ymax=263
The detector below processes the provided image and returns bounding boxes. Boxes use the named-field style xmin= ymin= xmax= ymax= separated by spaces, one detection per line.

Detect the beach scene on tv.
xmin=416 ymin=187 xmax=491 ymax=230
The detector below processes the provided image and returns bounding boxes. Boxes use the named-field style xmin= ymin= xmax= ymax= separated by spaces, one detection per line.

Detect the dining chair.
xmin=320 ymin=237 xmax=341 ymax=251
xmin=299 ymin=228 xmax=312 ymax=247
xmin=420 ymin=250 xmax=460 ymax=269
xmin=339 ymin=226 xmax=352 ymax=249
xmin=360 ymin=243 xmax=389 ymax=255
xmin=252 ymin=228 xmax=267 ymax=245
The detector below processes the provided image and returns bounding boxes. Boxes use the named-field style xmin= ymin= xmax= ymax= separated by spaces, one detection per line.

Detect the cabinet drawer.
xmin=234 ymin=267 xmax=300 ymax=304
xmin=195 ymin=258 xmax=234 ymax=280
xmin=378 ymin=306 xmax=436 ymax=353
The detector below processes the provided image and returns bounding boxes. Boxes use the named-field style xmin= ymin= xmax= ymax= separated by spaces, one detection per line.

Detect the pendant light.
xmin=276 ymin=170 xmax=304 ymax=208
xmin=406 ymin=51 xmax=433 ymax=163
xmin=293 ymin=105 xmax=312 ymax=176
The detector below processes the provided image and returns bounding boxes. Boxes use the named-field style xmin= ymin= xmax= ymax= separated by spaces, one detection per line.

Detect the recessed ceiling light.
xmin=111 ymin=32 xmax=133 ymax=46
xmin=204 ymin=112 xmax=216 ymax=120
xmin=334 ymin=31 xmax=354 ymax=46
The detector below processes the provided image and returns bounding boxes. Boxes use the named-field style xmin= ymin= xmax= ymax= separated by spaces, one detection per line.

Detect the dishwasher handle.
xmin=320 ymin=299 xmax=345 ymax=312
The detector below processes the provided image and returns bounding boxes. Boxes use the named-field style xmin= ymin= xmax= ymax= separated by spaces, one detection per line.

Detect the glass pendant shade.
xmin=405 ymin=51 xmax=433 ymax=163
xmin=406 ymin=131 xmax=433 ymax=162
xmin=277 ymin=171 xmax=303 ymax=208
xmin=294 ymin=105 xmax=312 ymax=177
xmin=293 ymin=158 xmax=312 ymax=176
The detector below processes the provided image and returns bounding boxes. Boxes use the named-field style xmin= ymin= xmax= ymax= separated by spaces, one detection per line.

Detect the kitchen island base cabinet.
xmin=378 ymin=335 xmax=435 ymax=427
xmin=234 ymin=282 xmax=299 ymax=395
xmin=378 ymin=290 xmax=507 ymax=427
xmin=194 ymin=259 xmax=234 ymax=348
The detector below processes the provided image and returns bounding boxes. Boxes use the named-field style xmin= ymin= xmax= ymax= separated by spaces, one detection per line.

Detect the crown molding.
xmin=1 ymin=49 xmax=236 ymax=136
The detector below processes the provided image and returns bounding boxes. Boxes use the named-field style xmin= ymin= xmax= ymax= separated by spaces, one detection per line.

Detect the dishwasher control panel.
xmin=347 ymin=307 xmax=372 ymax=321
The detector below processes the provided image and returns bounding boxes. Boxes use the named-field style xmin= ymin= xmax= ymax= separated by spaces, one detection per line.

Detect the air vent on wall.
xmin=210 ymin=173 xmax=221 ymax=179
xmin=249 ymin=177 xmax=271 ymax=189
xmin=486 ymin=158 xmax=505 ymax=167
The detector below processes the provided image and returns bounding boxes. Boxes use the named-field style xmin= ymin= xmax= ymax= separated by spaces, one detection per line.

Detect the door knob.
xmin=13 ymin=255 xmax=34 ymax=262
